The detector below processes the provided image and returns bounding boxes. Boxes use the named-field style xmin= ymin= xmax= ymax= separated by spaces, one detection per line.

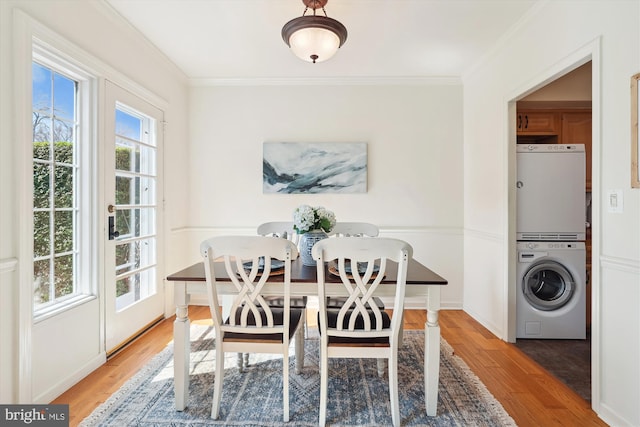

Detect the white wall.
xmin=0 ymin=0 xmax=189 ymax=403
xmin=184 ymin=83 xmax=465 ymax=308
xmin=463 ymin=1 xmax=640 ymax=425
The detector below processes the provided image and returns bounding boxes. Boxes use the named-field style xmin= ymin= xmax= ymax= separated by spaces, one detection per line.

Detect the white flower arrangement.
xmin=293 ymin=205 xmax=336 ymax=234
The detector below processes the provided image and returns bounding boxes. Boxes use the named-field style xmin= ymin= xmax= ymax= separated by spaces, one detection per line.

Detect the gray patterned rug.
xmin=81 ymin=325 xmax=516 ymax=426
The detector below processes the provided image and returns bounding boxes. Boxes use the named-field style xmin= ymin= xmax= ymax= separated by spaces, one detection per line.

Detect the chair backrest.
xmin=257 ymin=221 xmax=300 ymax=245
xmin=200 ymin=236 xmax=299 ymax=338
xmin=329 ymin=222 xmax=379 ymax=237
xmin=312 ymin=237 xmax=412 ymax=339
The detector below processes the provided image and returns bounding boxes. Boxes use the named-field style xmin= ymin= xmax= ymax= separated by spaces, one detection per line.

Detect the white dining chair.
xmin=257 ymin=221 xmax=300 ymax=246
xmin=237 ymin=221 xmax=307 ymax=371
xmin=329 ymin=221 xmax=379 ymax=238
xmin=312 ymin=237 xmax=412 ymax=427
xmin=200 ymin=235 xmax=305 ymax=422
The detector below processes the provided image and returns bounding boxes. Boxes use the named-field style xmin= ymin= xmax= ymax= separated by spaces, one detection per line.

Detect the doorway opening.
xmin=513 ymin=61 xmax=593 ymax=401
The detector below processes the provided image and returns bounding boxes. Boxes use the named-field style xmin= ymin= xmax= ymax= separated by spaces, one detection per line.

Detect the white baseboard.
xmin=33 ymin=353 xmax=105 ymax=403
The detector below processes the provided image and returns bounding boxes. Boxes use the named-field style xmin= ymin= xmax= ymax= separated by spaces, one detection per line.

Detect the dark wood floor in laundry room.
xmin=514 ymin=334 xmax=591 ymax=401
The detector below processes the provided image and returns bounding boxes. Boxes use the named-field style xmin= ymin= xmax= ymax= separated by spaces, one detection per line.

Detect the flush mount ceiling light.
xmin=281 ymin=0 xmax=347 ymax=64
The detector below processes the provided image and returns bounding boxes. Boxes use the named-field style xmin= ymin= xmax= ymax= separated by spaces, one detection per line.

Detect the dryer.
xmin=516 ymin=144 xmax=586 ymax=241
xmin=516 ymin=241 xmax=586 ymax=339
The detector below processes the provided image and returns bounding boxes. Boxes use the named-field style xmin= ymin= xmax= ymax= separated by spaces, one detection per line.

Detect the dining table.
xmin=166 ymin=256 xmax=448 ymax=417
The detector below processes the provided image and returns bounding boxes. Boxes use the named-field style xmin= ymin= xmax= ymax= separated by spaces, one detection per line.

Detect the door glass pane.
xmin=113 ymin=104 xmax=157 ymax=312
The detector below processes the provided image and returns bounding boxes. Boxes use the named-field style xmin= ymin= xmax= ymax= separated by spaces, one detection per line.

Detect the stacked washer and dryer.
xmin=516 ymin=144 xmax=587 ymax=339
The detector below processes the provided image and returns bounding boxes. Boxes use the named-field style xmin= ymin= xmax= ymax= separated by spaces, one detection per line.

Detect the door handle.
xmin=108 ymin=216 xmax=120 ymax=240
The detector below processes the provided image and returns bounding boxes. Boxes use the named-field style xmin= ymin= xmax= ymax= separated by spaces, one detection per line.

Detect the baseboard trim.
xmin=33 ymin=353 xmax=105 ymax=404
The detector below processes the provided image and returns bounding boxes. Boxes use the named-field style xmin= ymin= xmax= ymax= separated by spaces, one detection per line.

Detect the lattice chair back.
xmin=325 ymin=222 xmax=383 ymax=310
xmin=256 ymin=220 xmax=307 ymax=309
xmin=313 ymin=237 xmax=410 ymax=342
xmin=201 ymin=235 xmax=298 ymax=339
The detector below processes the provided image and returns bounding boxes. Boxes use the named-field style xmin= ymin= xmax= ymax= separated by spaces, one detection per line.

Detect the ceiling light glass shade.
xmin=282 ymin=15 xmax=347 ymax=63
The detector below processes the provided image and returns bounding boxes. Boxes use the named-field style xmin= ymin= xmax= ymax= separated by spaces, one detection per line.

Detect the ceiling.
xmin=105 ymin=0 xmax=539 ymax=81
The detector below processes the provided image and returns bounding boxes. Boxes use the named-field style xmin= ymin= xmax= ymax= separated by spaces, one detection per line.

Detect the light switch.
xmin=607 ymin=189 xmax=623 ymax=213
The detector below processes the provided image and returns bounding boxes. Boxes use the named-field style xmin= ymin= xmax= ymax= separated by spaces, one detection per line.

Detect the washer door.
xmin=522 ymin=261 xmax=575 ymax=311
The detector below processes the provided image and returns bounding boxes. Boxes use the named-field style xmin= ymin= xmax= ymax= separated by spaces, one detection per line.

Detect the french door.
xmin=104 ymin=81 xmax=164 ymax=353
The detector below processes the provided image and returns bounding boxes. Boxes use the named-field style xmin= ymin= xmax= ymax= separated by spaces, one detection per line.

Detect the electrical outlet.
xmin=607 ymin=189 xmax=623 ymax=213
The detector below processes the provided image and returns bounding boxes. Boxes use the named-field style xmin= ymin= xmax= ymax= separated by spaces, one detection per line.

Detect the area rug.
xmin=81 ymin=325 xmax=516 ymax=426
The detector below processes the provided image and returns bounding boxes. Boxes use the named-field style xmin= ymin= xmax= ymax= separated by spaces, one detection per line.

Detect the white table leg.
xmin=174 ymin=281 xmax=190 ymax=411
xmin=424 ymin=286 xmax=441 ymax=416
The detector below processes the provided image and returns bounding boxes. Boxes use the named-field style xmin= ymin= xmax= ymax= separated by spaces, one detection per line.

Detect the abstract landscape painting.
xmin=263 ymin=142 xmax=367 ymax=194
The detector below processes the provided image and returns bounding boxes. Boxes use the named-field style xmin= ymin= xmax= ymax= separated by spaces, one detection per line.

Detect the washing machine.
xmin=516 ymin=241 xmax=586 ymax=339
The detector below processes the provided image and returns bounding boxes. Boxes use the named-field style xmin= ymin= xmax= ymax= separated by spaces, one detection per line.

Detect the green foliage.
xmin=33 ymin=142 xmax=133 ymax=303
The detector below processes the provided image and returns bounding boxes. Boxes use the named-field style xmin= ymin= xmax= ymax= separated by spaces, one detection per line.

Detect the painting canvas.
xmin=263 ymin=142 xmax=367 ymax=194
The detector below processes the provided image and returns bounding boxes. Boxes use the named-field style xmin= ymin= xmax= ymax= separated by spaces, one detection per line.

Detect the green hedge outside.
xmin=33 ymin=141 xmax=134 ymax=304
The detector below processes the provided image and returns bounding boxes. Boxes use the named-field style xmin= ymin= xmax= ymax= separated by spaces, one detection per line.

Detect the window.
xmin=32 ymin=48 xmax=95 ymax=317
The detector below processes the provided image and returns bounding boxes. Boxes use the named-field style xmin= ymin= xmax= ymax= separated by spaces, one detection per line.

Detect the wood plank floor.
xmin=52 ymin=307 xmax=608 ymax=426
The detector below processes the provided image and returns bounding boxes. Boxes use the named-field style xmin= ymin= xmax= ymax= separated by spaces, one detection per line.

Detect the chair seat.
xmin=319 ymin=309 xmax=391 ymax=345
xmin=224 ymin=308 xmax=304 ymax=342
xmin=325 ymin=296 xmax=385 ymax=310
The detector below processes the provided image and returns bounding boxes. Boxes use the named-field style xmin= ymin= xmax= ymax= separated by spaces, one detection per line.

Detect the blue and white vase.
xmin=299 ymin=230 xmax=328 ymax=266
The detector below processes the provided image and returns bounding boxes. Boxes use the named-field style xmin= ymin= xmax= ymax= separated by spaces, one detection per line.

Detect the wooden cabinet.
xmin=517 ymin=111 xmax=560 ymax=134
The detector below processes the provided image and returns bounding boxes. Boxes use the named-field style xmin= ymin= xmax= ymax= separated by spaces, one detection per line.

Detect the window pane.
xmin=115 ymin=237 xmax=156 ymax=276
xmin=33 ymin=162 xmax=51 ymax=208
xmin=33 ymin=258 xmax=51 ymax=304
xmin=115 ymin=143 xmax=132 ymax=171
xmin=135 ymin=176 xmax=155 ymax=205
xmin=32 ymin=63 xmax=51 ymax=114
xmin=115 ymin=208 xmax=155 ymax=238
xmin=53 ymin=73 xmax=76 ymax=122
xmin=54 ymin=164 xmax=73 ymax=207
xmin=54 ymin=254 xmax=74 ymax=299
xmin=33 ymin=211 xmax=51 ymax=257
xmin=53 ymin=119 xmax=74 ymax=145
xmin=115 ymin=175 xmax=132 ymax=205
xmin=115 ymin=269 xmax=155 ymax=312
xmin=116 ymin=276 xmax=133 ymax=298
xmin=115 ymin=240 xmax=131 ymax=269
xmin=115 ymin=141 xmax=156 ymax=175
xmin=115 ymin=208 xmax=132 ymax=238
xmin=116 ymin=109 xmax=141 ymax=140
xmin=33 ymin=119 xmax=52 ymax=145
xmin=54 ymin=211 xmax=73 ymax=253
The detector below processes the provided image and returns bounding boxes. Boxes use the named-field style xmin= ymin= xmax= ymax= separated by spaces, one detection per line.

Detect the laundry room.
xmin=514 ymin=61 xmax=593 ymax=402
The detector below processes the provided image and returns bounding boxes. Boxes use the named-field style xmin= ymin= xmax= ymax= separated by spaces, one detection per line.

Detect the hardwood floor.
xmin=53 ymin=307 xmax=607 ymax=426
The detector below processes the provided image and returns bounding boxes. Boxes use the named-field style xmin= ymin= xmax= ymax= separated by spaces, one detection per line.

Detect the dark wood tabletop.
xmin=167 ymin=258 xmax=447 ymax=286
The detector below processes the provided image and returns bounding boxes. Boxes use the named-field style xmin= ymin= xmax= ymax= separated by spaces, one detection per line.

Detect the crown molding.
xmin=189 ymin=76 xmax=462 ymax=87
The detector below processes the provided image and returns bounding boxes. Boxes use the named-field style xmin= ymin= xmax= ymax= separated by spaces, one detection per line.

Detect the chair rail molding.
xmin=600 ymin=255 xmax=640 ymax=273
xmin=0 ymin=258 xmax=18 ymax=274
